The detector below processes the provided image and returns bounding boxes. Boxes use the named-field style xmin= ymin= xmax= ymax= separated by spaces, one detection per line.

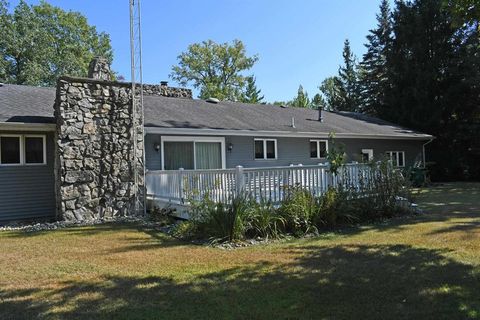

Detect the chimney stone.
xmin=88 ymin=57 xmax=112 ymax=81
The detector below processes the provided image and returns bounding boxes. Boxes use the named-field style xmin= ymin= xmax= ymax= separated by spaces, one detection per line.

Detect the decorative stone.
xmin=83 ymin=122 xmax=96 ymax=134
xmin=65 ymin=171 xmax=94 ymax=183
xmin=88 ymin=57 xmax=113 ymax=81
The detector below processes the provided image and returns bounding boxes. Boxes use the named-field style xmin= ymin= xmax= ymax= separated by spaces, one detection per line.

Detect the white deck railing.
xmin=146 ymin=163 xmax=375 ymax=205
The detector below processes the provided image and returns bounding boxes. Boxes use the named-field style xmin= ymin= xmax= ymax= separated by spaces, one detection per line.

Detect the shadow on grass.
xmin=1 ymin=244 xmax=479 ymax=320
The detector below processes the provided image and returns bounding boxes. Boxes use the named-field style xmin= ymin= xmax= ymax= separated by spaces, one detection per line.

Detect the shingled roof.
xmin=0 ymin=83 xmax=432 ymax=139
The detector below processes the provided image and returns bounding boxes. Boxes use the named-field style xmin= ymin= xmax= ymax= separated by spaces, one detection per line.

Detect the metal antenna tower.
xmin=129 ymin=0 xmax=145 ymax=215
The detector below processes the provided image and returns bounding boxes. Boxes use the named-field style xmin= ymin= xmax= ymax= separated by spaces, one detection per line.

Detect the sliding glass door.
xmin=164 ymin=142 xmax=194 ymax=170
xmin=195 ymin=142 xmax=221 ymax=169
xmin=163 ymin=139 xmax=224 ymax=170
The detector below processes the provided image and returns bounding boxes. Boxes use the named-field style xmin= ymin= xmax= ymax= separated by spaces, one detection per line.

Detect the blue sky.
xmin=10 ymin=0 xmax=388 ymax=102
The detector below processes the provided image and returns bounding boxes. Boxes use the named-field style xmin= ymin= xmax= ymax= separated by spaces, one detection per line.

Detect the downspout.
xmin=422 ymin=138 xmax=435 ymax=168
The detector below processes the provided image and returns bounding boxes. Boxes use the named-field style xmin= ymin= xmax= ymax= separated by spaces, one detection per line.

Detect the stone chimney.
xmin=88 ymin=57 xmax=113 ymax=81
xmin=143 ymin=83 xmax=192 ymax=99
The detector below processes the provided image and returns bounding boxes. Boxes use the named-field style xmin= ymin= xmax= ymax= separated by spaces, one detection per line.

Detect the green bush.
xmin=317 ymin=187 xmax=358 ymax=227
xmin=248 ymin=199 xmax=285 ymax=239
xmin=187 ymin=194 xmax=254 ymax=242
xmin=182 ymin=160 xmax=412 ymax=242
xmin=279 ymin=186 xmax=320 ymax=236
xmin=149 ymin=206 xmax=176 ymax=225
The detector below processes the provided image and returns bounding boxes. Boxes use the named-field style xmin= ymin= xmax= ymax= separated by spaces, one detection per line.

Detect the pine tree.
xmin=311 ymin=93 xmax=326 ymax=110
xmin=385 ymin=0 xmax=480 ymax=180
xmin=241 ymin=76 xmax=264 ymax=103
xmin=290 ymin=85 xmax=311 ymax=108
xmin=359 ymin=0 xmax=392 ymax=115
xmin=337 ymin=39 xmax=361 ymax=112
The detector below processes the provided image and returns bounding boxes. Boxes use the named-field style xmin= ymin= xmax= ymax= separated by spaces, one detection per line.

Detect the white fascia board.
xmin=144 ymin=127 xmax=434 ymax=140
xmin=0 ymin=122 xmax=56 ymax=132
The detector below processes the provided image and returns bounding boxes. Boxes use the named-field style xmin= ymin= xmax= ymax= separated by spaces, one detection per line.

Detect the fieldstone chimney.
xmin=88 ymin=57 xmax=112 ymax=81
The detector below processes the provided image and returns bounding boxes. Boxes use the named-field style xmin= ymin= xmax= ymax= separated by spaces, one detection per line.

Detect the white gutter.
xmin=144 ymin=127 xmax=434 ymax=141
xmin=0 ymin=122 xmax=56 ymax=132
xmin=422 ymin=138 xmax=435 ymax=168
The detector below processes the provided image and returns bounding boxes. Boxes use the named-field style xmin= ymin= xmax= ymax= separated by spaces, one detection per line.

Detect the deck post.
xmin=235 ymin=165 xmax=245 ymax=196
xmin=178 ymin=168 xmax=184 ymax=203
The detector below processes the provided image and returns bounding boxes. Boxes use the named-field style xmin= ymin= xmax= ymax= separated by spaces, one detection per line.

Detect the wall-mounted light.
xmin=228 ymin=143 xmax=233 ymax=153
xmin=154 ymin=143 xmax=161 ymax=152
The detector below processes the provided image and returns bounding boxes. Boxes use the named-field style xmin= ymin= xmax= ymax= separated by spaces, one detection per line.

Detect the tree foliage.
xmin=336 ymin=39 xmax=362 ymax=111
xmin=240 ymin=76 xmax=264 ymax=103
xmin=319 ymin=40 xmax=361 ymax=112
xmin=290 ymin=85 xmax=311 ymax=108
xmin=319 ymin=76 xmax=343 ymax=111
xmin=319 ymin=0 xmax=479 ymax=180
xmin=358 ymin=0 xmax=392 ymax=115
xmin=0 ymin=0 xmax=113 ymax=86
xmin=311 ymin=93 xmax=326 ymax=110
xmin=170 ymin=39 xmax=258 ymax=101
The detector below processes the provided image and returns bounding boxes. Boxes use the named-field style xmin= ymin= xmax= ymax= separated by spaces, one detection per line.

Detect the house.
xmin=0 ymin=62 xmax=433 ymax=222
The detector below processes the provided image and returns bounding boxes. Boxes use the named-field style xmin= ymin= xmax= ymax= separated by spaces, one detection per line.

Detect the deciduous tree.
xmin=0 ymin=0 xmax=113 ymax=86
xmin=170 ymin=39 xmax=258 ymax=101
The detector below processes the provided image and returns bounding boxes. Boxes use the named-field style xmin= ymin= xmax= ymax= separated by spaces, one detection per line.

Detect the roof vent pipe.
xmin=291 ymin=117 xmax=296 ymax=128
xmin=318 ymin=107 xmax=324 ymax=122
xmin=160 ymin=81 xmax=168 ymax=86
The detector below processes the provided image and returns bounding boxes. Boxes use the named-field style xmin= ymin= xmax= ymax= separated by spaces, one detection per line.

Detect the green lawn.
xmin=0 ymin=183 xmax=479 ymax=319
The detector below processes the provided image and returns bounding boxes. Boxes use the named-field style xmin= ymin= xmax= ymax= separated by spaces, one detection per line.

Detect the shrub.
xmin=170 ymin=220 xmax=197 ymax=239
xmin=149 ymin=206 xmax=176 ymax=225
xmin=188 ymin=194 xmax=254 ymax=242
xmin=279 ymin=186 xmax=320 ymax=235
xmin=181 ymin=160 xmax=412 ymax=242
xmin=316 ymin=187 xmax=357 ymax=227
xmin=248 ymin=199 xmax=285 ymax=239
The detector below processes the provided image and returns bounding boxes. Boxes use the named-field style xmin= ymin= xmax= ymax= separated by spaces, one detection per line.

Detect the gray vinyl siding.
xmin=0 ymin=132 xmax=55 ymax=222
xmin=145 ymin=133 xmax=425 ymax=170
xmin=337 ymin=138 xmax=424 ymax=167
xmin=145 ymin=134 xmax=162 ymax=170
xmin=225 ymin=136 xmax=326 ymax=168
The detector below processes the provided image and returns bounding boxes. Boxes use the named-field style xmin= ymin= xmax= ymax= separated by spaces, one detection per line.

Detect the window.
xmin=386 ymin=151 xmax=405 ymax=167
xmin=361 ymin=149 xmax=374 ymax=162
xmin=310 ymin=140 xmax=328 ymax=159
xmin=161 ymin=136 xmax=225 ymax=170
xmin=24 ymin=135 xmax=46 ymax=164
xmin=254 ymin=139 xmax=277 ymax=160
xmin=0 ymin=135 xmax=21 ymax=165
xmin=0 ymin=134 xmax=46 ymax=166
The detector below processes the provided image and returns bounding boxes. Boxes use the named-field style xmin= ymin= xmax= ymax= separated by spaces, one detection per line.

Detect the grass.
xmin=0 ymin=182 xmax=479 ymax=319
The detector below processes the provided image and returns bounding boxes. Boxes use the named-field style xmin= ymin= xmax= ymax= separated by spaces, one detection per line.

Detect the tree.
xmin=311 ymin=93 xmax=326 ymax=110
xmin=384 ymin=0 xmax=480 ymax=180
xmin=359 ymin=0 xmax=392 ymax=115
xmin=290 ymin=85 xmax=311 ymax=108
xmin=0 ymin=0 xmax=113 ymax=86
xmin=337 ymin=39 xmax=361 ymax=112
xmin=170 ymin=39 xmax=258 ymax=101
xmin=442 ymin=0 xmax=480 ymax=32
xmin=241 ymin=76 xmax=264 ymax=103
xmin=319 ymin=76 xmax=343 ymax=111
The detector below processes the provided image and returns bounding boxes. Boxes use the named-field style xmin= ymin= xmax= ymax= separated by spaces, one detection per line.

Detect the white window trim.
xmin=0 ymin=134 xmax=47 ymax=166
xmin=361 ymin=149 xmax=374 ymax=161
xmin=254 ymin=138 xmax=278 ymax=160
xmin=24 ymin=135 xmax=47 ymax=166
xmin=386 ymin=151 xmax=405 ymax=167
xmin=310 ymin=139 xmax=329 ymax=159
xmin=0 ymin=134 xmax=23 ymax=166
xmin=160 ymin=136 xmax=226 ymax=170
